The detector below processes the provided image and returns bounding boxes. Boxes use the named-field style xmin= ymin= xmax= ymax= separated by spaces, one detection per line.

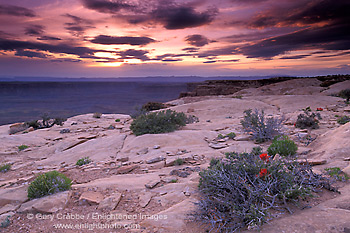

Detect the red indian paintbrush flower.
xmin=259 ymin=153 xmax=270 ymax=162
xmin=259 ymin=168 xmax=268 ymax=177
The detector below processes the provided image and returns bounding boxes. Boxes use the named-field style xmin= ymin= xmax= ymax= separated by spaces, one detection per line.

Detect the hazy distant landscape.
xmin=0 ymin=80 xmax=188 ymax=125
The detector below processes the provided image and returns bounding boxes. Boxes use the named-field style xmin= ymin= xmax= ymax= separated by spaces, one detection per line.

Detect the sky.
xmin=0 ymin=0 xmax=349 ymax=78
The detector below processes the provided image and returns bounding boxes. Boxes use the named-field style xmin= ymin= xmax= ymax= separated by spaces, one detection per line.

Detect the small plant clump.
xmin=141 ymin=102 xmax=166 ymax=112
xmin=26 ymin=114 xmax=66 ymax=130
xmin=28 ymin=171 xmax=72 ymax=199
xmin=76 ymin=157 xmax=92 ymax=166
xmin=325 ymin=167 xmax=349 ymax=181
xmin=0 ymin=163 xmax=11 ymax=173
xmin=130 ymin=109 xmax=187 ymax=136
xmin=226 ymin=132 xmax=236 ymax=139
xmin=295 ymin=107 xmax=322 ymax=129
xmin=0 ymin=215 xmax=11 ymax=228
xmin=93 ymin=112 xmax=102 ymax=118
xmin=217 ymin=134 xmax=225 ymax=139
xmin=241 ymin=109 xmax=284 ymax=143
xmin=267 ymin=136 xmax=298 ymax=157
xmin=338 ymin=89 xmax=350 ymax=102
xmin=115 ymin=119 xmax=121 ymax=122
xmin=18 ymin=145 xmax=29 ymax=151
xmin=174 ymin=158 xmax=184 ymax=166
xmin=27 ymin=171 xmax=72 ymax=199
xmin=337 ymin=116 xmax=350 ymax=125
xmin=192 ymin=149 xmax=335 ymax=232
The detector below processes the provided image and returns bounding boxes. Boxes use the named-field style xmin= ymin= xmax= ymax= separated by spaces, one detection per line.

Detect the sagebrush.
xmin=241 ymin=109 xmax=284 ymax=143
xmin=295 ymin=108 xmax=321 ymax=129
xmin=192 ymin=149 xmax=335 ymax=232
xmin=27 ymin=171 xmax=72 ymax=199
xmin=130 ymin=109 xmax=187 ymax=136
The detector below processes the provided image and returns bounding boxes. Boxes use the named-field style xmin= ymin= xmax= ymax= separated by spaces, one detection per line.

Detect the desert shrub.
xmin=174 ymin=158 xmax=184 ymax=166
xmin=141 ymin=102 xmax=166 ymax=112
xmin=267 ymin=136 xmax=298 ymax=157
xmin=26 ymin=114 xmax=66 ymax=130
xmin=192 ymin=149 xmax=335 ymax=232
xmin=0 ymin=216 xmax=10 ymax=228
xmin=115 ymin=119 xmax=121 ymax=122
xmin=186 ymin=115 xmax=199 ymax=124
xmin=0 ymin=163 xmax=11 ymax=173
xmin=76 ymin=157 xmax=91 ymax=166
xmin=93 ymin=112 xmax=102 ymax=118
xmin=226 ymin=132 xmax=236 ymax=139
xmin=26 ymin=120 xmax=40 ymax=129
xmin=241 ymin=109 xmax=284 ymax=143
xmin=338 ymin=89 xmax=350 ymax=102
xmin=295 ymin=108 xmax=322 ymax=129
xmin=18 ymin=145 xmax=28 ymax=151
xmin=217 ymin=134 xmax=225 ymax=139
xmin=130 ymin=109 xmax=187 ymax=136
xmin=325 ymin=167 xmax=349 ymax=181
xmin=27 ymin=171 xmax=72 ymax=199
xmin=337 ymin=116 xmax=350 ymax=125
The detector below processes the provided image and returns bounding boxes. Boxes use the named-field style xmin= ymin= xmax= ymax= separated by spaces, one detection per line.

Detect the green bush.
xmin=27 ymin=171 xmax=72 ymax=199
xmin=174 ymin=158 xmax=184 ymax=166
xmin=226 ymin=132 xmax=236 ymax=139
xmin=141 ymin=102 xmax=166 ymax=112
xmin=295 ymin=108 xmax=321 ymax=129
xmin=241 ymin=109 xmax=284 ymax=143
xmin=192 ymin=149 xmax=334 ymax=232
xmin=76 ymin=157 xmax=91 ymax=166
xmin=0 ymin=163 xmax=11 ymax=173
xmin=130 ymin=109 xmax=187 ymax=136
xmin=267 ymin=136 xmax=298 ymax=157
xmin=18 ymin=145 xmax=28 ymax=151
xmin=337 ymin=116 xmax=350 ymax=125
xmin=115 ymin=119 xmax=121 ymax=122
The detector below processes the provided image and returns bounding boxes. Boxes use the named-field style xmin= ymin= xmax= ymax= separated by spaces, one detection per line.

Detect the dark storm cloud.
xmin=25 ymin=25 xmax=45 ymax=36
xmin=91 ymin=35 xmax=156 ymax=46
xmin=185 ymin=34 xmax=210 ymax=47
xmin=248 ymin=0 xmax=350 ymax=28
xmin=239 ymin=23 xmax=350 ymax=58
xmin=182 ymin=47 xmax=199 ymax=53
xmin=82 ymin=0 xmax=135 ymax=14
xmin=203 ymin=60 xmax=216 ymax=63
xmin=86 ymin=0 xmax=218 ymax=30
xmin=64 ymin=14 xmax=95 ymax=37
xmin=15 ymin=50 xmax=49 ymax=58
xmin=51 ymin=58 xmax=82 ymax=62
xmin=280 ymin=55 xmax=310 ymax=60
xmin=37 ymin=36 xmax=62 ymax=41
xmin=162 ymin=58 xmax=182 ymax=62
xmin=116 ymin=49 xmax=150 ymax=61
xmin=151 ymin=5 xmax=218 ymax=30
xmin=0 ymin=38 xmax=99 ymax=58
xmin=0 ymin=4 xmax=35 ymax=17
